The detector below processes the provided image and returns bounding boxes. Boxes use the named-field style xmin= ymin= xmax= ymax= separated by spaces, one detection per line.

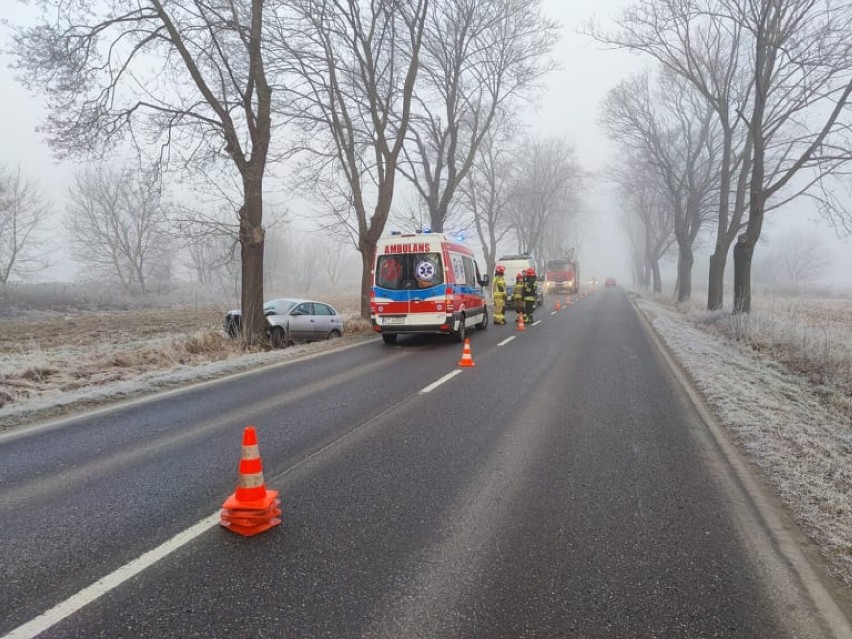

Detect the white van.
xmin=496 ymin=254 xmax=543 ymax=307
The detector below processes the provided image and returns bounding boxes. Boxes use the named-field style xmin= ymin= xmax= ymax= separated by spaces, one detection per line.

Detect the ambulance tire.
xmin=476 ymin=307 xmax=488 ymax=330
xmin=453 ymin=315 xmax=466 ymax=343
xmin=382 ymin=333 xmax=398 ymax=345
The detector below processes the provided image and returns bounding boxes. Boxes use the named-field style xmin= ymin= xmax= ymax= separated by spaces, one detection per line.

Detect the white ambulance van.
xmin=371 ymin=232 xmax=490 ymax=344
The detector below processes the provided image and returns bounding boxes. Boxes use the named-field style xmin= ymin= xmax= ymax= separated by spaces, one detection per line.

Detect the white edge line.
xmin=0 ymin=337 xmax=377 ymax=443
xmin=531 ymin=320 xmax=542 ymax=326
xmin=497 ymin=336 xmax=516 ymax=347
xmin=549 ymin=311 xmax=557 ymax=315
xmin=3 ymin=513 xmax=221 ymax=639
xmin=420 ymin=370 xmax=464 ymax=394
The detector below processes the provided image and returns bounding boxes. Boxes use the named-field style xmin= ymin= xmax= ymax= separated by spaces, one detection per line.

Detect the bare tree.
xmin=65 ymin=165 xmax=172 ymax=296
xmin=0 ymin=165 xmax=51 ymax=290
xmin=509 ymin=136 xmax=583 ymax=260
xmin=292 ymin=239 xmax=323 ymax=295
xmin=318 ymin=237 xmax=347 ymax=288
xmin=588 ymin=0 xmax=752 ymax=310
xmin=401 ymin=0 xmax=558 ymax=232
xmin=459 ymin=127 xmax=516 ymax=277
xmin=729 ymin=0 xmax=852 ymax=312
xmin=273 ymin=0 xmax=429 ymax=319
xmin=12 ymin=0 xmax=276 ymax=341
xmin=175 ymin=208 xmax=240 ymax=288
xmin=600 ymin=70 xmax=720 ymax=302
xmin=756 ymin=227 xmax=830 ymax=292
xmin=589 ymin=0 xmax=852 ymax=312
xmin=609 ymin=157 xmax=676 ymax=294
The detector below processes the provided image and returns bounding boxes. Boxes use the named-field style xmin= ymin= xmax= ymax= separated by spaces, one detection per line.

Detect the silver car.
xmin=224 ymin=298 xmax=345 ymax=347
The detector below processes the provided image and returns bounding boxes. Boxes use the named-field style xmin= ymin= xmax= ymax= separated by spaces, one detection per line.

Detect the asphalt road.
xmin=1 ymin=289 xmax=849 ymax=638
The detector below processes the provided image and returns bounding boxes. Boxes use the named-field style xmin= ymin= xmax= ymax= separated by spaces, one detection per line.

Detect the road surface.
xmin=1 ymin=289 xmax=849 ymax=638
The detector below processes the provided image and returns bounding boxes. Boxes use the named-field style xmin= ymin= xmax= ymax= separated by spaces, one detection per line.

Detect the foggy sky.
xmin=1 ymin=0 xmax=849 ymax=290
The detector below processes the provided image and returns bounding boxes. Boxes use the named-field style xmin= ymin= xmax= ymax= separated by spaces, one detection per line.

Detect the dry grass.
xmin=0 ymin=296 xmax=371 ymax=419
xmin=669 ymin=293 xmax=852 ymax=416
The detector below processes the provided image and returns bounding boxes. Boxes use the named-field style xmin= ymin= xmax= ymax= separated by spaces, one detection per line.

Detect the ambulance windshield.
xmin=376 ymin=253 xmax=444 ymax=290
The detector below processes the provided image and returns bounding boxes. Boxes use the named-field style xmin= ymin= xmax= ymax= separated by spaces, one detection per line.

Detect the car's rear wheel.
xmin=270 ymin=326 xmax=286 ymax=348
xmin=327 ymin=329 xmax=342 ymax=340
xmin=382 ymin=333 xmax=397 ymax=345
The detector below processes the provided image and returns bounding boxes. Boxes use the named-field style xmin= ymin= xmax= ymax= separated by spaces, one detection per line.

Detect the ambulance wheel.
xmin=453 ymin=315 xmax=466 ymax=343
xmin=476 ymin=308 xmax=488 ymax=330
xmin=382 ymin=333 xmax=398 ymax=345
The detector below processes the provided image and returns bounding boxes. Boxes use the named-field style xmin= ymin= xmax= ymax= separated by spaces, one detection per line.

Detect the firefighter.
xmin=513 ymin=272 xmax=525 ymax=324
xmin=523 ymin=267 xmax=537 ymax=324
xmin=492 ymin=265 xmax=507 ymax=325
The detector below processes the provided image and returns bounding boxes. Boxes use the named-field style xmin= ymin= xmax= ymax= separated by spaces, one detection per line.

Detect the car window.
xmin=462 ymin=256 xmax=476 ymax=287
xmin=266 ymin=300 xmax=296 ymax=315
xmin=314 ymin=303 xmax=333 ymax=316
xmin=376 ymin=253 xmax=444 ymax=290
xmin=293 ymin=303 xmax=313 ymax=316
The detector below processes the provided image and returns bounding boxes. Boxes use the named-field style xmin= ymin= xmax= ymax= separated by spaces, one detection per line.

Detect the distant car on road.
xmin=225 ymin=298 xmax=345 ymax=347
xmin=605 ymin=277 xmax=617 ymax=288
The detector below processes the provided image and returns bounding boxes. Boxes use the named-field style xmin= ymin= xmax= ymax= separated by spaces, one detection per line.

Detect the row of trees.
xmin=10 ymin=0 xmax=575 ymax=341
xmin=590 ymin=0 xmax=852 ymax=312
xmin=0 ymin=166 xmax=49 ymax=291
xmin=0 ymin=130 xmax=584 ymax=300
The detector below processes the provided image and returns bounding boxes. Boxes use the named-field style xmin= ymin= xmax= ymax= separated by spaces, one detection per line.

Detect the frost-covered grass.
xmin=685 ymin=295 xmax=852 ymax=402
xmin=635 ymin=291 xmax=852 ymax=590
xmin=0 ymin=304 xmax=372 ymax=430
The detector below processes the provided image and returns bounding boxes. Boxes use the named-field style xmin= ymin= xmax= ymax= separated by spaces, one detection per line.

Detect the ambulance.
xmin=371 ymin=231 xmax=490 ymax=344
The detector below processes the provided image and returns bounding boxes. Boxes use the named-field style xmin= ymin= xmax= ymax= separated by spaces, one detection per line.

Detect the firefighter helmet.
xmin=495 ymin=265 xmax=506 ymax=274
xmin=527 ymin=267 xmax=536 ymax=277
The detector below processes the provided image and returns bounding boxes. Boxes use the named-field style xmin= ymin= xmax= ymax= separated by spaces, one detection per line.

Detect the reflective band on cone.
xmin=220 ymin=426 xmax=282 ymax=536
xmin=458 ymin=338 xmax=475 ymax=367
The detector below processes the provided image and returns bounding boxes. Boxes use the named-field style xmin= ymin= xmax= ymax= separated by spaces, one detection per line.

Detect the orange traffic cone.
xmin=555 ymin=300 xmax=562 ymax=311
xmin=220 ymin=426 xmax=281 ymax=537
xmin=458 ymin=338 xmax=476 ymax=367
xmin=516 ymin=312 xmax=526 ymax=331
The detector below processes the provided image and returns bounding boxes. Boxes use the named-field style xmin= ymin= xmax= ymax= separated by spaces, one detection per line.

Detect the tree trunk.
xmin=707 ymin=248 xmax=727 ymax=310
xmin=240 ymin=173 xmax=266 ymax=345
xmin=651 ymin=260 xmax=661 ymax=293
xmin=359 ymin=242 xmax=375 ymax=320
xmin=732 ymin=236 xmax=754 ymax=313
xmin=430 ymin=202 xmax=444 ymax=233
xmin=676 ymin=240 xmax=693 ymax=302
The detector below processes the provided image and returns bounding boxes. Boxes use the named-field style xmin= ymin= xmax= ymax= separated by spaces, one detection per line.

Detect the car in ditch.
xmin=224 ymin=298 xmax=345 ymax=347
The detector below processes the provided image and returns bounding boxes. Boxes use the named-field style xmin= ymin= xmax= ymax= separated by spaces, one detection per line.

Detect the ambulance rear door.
xmin=374 ymin=249 xmax=446 ymax=329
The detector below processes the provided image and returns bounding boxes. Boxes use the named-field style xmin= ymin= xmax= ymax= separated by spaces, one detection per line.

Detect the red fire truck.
xmin=544 ymin=257 xmax=580 ymax=296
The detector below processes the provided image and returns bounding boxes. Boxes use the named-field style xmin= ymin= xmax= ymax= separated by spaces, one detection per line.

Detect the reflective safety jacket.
xmin=493 ymin=275 xmax=507 ymax=300
xmin=523 ymin=276 xmax=537 ymax=302
xmin=513 ymin=278 xmax=524 ymax=302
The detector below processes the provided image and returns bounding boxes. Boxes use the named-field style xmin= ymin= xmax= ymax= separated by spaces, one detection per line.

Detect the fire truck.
xmin=544 ymin=254 xmax=580 ymax=296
